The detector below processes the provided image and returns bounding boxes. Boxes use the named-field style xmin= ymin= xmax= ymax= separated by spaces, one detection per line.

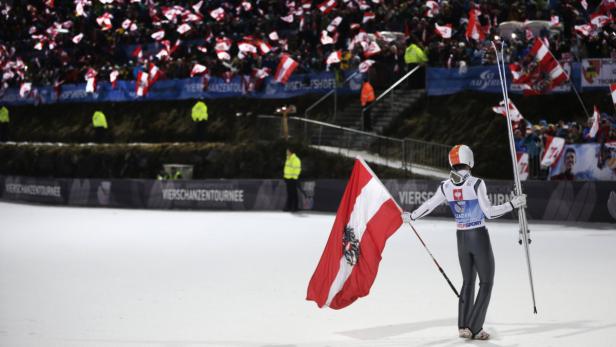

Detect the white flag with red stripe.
xmin=85 ymin=68 xmax=97 ymax=93
xmin=510 ymin=38 xmax=568 ymax=95
xmin=307 ymin=158 xmax=402 ymax=309
xmin=516 ymin=152 xmax=529 ymax=181
xmin=190 ymin=63 xmax=208 ymax=77
xmin=359 ymin=59 xmax=375 ymax=73
xmin=326 ymin=50 xmax=342 ymax=66
xmin=541 ymin=135 xmax=566 ymax=168
xmin=589 ymin=105 xmax=601 ymax=138
xmin=610 ymin=83 xmax=616 ymax=106
xmin=110 ymin=69 xmax=119 ymax=89
xmin=492 ymin=98 xmax=523 ymax=122
xmin=318 ymin=0 xmax=337 ymax=14
xmin=135 ymin=70 xmax=149 ymax=97
xmin=434 ymin=23 xmax=452 ymax=38
xmin=274 ymin=54 xmax=298 ymax=84
xmin=19 ymin=83 xmax=32 ymax=98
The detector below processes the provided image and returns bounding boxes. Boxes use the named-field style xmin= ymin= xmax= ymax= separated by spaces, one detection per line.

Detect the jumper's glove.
xmin=402 ymin=211 xmax=413 ymax=223
xmin=510 ymin=193 xmax=527 ymax=209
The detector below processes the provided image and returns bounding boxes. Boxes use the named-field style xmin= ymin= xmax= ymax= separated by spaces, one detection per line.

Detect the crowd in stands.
xmin=0 ymin=0 xmax=615 ymax=91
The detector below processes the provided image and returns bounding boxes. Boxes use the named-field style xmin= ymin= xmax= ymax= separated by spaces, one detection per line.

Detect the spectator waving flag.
xmin=465 ymin=8 xmax=485 ymax=42
xmin=307 ymin=158 xmax=402 ymax=309
xmin=109 ymin=70 xmax=119 ymax=89
xmin=510 ymin=38 xmax=569 ymax=95
xmin=517 ymin=152 xmax=529 ymax=181
xmin=190 ymin=63 xmax=207 ymax=77
xmin=274 ymin=54 xmax=298 ymax=84
xmin=610 ymin=83 xmax=616 ymax=107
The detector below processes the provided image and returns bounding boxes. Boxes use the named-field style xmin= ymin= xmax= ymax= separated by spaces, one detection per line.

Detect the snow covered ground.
xmin=0 ymin=201 xmax=615 ymax=347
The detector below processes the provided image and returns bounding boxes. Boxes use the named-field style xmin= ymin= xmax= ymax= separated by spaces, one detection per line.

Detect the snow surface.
xmin=0 ymin=201 xmax=615 ymax=347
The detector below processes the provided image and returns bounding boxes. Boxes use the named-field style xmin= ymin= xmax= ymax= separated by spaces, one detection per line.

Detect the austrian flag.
xmin=274 ymin=54 xmax=298 ymax=84
xmin=307 ymin=158 xmax=402 ymax=309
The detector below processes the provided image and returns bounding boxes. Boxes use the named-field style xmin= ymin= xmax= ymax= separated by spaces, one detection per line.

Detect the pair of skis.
xmin=492 ymin=41 xmax=538 ymax=314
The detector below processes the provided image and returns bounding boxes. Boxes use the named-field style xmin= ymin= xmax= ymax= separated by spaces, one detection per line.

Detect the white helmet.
xmin=448 ymin=144 xmax=474 ymax=169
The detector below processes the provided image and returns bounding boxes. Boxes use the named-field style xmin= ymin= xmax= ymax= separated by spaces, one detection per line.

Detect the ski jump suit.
xmin=411 ymin=175 xmax=514 ymax=335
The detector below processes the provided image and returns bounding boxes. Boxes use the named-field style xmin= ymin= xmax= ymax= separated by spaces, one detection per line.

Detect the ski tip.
xmin=533 ymin=306 xmax=538 ymax=314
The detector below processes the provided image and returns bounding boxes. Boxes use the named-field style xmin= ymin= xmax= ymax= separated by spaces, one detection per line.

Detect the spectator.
xmin=360 ymin=78 xmax=375 ymax=132
xmin=92 ymin=110 xmax=108 ymax=143
xmin=283 ymin=147 xmax=301 ymax=212
xmin=191 ymin=100 xmax=208 ymax=141
xmin=0 ymin=105 xmax=9 ymax=141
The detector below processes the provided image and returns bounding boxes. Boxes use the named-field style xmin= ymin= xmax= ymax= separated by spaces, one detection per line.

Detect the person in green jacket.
xmin=192 ymin=100 xmax=208 ymax=141
xmin=283 ymin=147 xmax=302 ymax=212
xmin=0 ymin=106 xmax=9 ymax=141
xmin=404 ymin=37 xmax=428 ymax=89
xmin=92 ymin=110 xmax=108 ymax=143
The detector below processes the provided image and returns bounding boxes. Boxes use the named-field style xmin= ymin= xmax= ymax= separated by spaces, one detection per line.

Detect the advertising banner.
xmin=427 ymin=63 xmax=580 ymax=96
xmin=0 ymin=71 xmax=362 ymax=106
xmin=549 ymin=142 xmax=616 ymax=181
xmin=580 ymin=59 xmax=616 ymax=88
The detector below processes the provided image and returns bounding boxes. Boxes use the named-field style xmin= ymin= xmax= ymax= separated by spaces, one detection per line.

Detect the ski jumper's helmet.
xmin=448 ymin=145 xmax=474 ymax=169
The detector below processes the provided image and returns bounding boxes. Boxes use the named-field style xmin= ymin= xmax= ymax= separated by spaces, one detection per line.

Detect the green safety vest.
xmin=0 ymin=106 xmax=9 ymax=123
xmin=284 ymin=153 xmax=302 ymax=180
xmin=192 ymin=101 xmax=208 ymax=122
xmin=404 ymin=44 xmax=428 ymax=64
xmin=92 ymin=111 xmax=108 ymax=128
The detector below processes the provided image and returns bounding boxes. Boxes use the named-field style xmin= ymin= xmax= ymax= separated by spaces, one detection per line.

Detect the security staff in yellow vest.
xmin=92 ymin=110 xmax=108 ymax=143
xmin=0 ymin=106 xmax=9 ymax=141
xmin=192 ymin=100 xmax=208 ymax=141
xmin=283 ymin=147 xmax=302 ymax=212
xmin=404 ymin=37 xmax=428 ymax=89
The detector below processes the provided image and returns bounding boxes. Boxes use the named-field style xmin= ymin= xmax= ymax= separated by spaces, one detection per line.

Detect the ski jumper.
xmin=411 ymin=175 xmax=514 ymax=335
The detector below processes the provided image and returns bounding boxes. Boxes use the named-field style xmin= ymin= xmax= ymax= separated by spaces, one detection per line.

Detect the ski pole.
xmin=406 ymin=221 xmax=461 ymax=300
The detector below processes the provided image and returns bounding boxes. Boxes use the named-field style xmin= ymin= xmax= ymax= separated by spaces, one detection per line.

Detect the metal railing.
xmin=304 ymin=71 xmax=360 ymax=122
xmin=257 ymin=115 xmax=450 ymax=174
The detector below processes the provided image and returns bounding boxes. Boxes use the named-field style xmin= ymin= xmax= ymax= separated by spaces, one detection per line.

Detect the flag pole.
xmin=492 ymin=41 xmax=538 ymax=314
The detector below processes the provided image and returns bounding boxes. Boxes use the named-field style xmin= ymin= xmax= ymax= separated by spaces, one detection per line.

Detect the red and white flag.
xmin=434 ymin=23 xmax=452 ymax=38
xmin=574 ymin=24 xmax=593 ymax=37
xmin=274 ymin=54 xmax=299 ymax=84
xmin=135 ymin=70 xmax=149 ymax=97
xmin=190 ymin=63 xmax=208 ymax=77
xmin=363 ymin=41 xmax=381 ymax=58
xmin=550 ymin=15 xmax=560 ymax=26
xmin=176 ymin=23 xmax=192 ymax=35
xmin=216 ymin=50 xmax=231 ymax=60
xmin=516 ymin=152 xmax=529 ymax=181
xmin=85 ymin=68 xmax=97 ymax=93
xmin=151 ymin=29 xmax=165 ymax=41
xmin=148 ymin=63 xmax=162 ymax=85
xmin=96 ymin=12 xmax=113 ymax=31
xmin=320 ymin=30 xmax=337 ymax=45
xmin=589 ymin=105 xmax=601 ymax=138
xmin=280 ymin=14 xmax=294 ymax=23
xmin=238 ymin=41 xmax=258 ymax=54
xmin=215 ymin=37 xmax=232 ymax=51
xmin=131 ymin=45 xmax=143 ymax=59
xmin=109 ymin=69 xmax=119 ymax=89
xmin=318 ymin=0 xmax=337 ymax=14
xmin=425 ymin=0 xmax=440 ymax=17
xmin=306 ymin=158 xmax=402 ymax=309
xmin=541 ymin=135 xmax=566 ymax=168
xmin=359 ymin=59 xmax=375 ymax=73
xmin=362 ymin=12 xmax=375 ymax=23
xmin=210 ymin=7 xmax=225 ymax=21
xmin=19 ymin=83 xmax=32 ymax=98
xmin=465 ymin=9 xmax=485 ymax=41
xmin=72 ymin=33 xmax=84 ymax=44
xmin=257 ymin=40 xmax=272 ymax=55
xmin=610 ymin=83 xmax=616 ymax=106
xmin=510 ymin=38 xmax=568 ymax=95
xmin=590 ymin=13 xmax=611 ymax=28
xmin=326 ymin=50 xmax=342 ymax=66
xmin=492 ymin=98 xmax=523 ymax=122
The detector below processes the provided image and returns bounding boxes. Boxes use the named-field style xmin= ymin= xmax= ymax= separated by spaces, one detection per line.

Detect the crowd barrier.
xmin=0 ymin=70 xmax=362 ymax=106
xmin=1 ymin=175 xmax=614 ymax=223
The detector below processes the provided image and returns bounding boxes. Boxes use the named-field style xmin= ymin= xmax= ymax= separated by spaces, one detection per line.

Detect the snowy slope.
xmin=0 ymin=202 xmax=615 ymax=347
